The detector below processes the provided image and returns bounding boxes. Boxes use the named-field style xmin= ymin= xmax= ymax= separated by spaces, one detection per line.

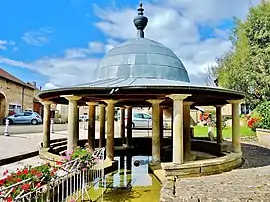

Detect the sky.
xmin=0 ymin=0 xmax=260 ymax=90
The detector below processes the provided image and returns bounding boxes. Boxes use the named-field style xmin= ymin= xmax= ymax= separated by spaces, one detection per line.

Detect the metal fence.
xmin=0 ymin=147 xmax=105 ymax=202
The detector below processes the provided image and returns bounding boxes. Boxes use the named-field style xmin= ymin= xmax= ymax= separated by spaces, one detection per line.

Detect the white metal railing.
xmin=0 ymin=147 xmax=105 ymax=202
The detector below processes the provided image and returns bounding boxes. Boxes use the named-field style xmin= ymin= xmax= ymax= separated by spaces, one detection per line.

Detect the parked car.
xmin=79 ymin=115 xmax=89 ymax=122
xmin=125 ymin=111 xmax=169 ymax=129
xmin=3 ymin=111 xmax=43 ymax=125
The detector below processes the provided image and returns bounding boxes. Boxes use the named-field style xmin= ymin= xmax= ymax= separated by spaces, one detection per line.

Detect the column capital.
xmin=103 ymin=99 xmax=118 ymax=105
xmin=119 ymin=106 xmax=126 ymax=109
xmin=42 ymin=100 xmax=54 ymax=105
xmin=183 ymin=101 xmax=194 ymax=106
xmin=125 ymin=105 xmax=133 ymax=109
xmin=215 ymin=105 xmax=224 ymax=108
xmin=99 ymin=104 xmax=106 ymax=107
xmin=167 ymin=94 xmax=191 ymax=101
xmin=228 ymin=99 xmax=243 ymax=104
xmin=61 ymin=95 xmax=82 ymax=101
xmin=86 ymin=102 xmax=99 ymax=106
xmin=147 ymin=99 xmax=163 ymax=105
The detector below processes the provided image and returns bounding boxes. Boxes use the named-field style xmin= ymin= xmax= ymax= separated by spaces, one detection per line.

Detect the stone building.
xmin=0 ymin=68 xmax=39 ymax=121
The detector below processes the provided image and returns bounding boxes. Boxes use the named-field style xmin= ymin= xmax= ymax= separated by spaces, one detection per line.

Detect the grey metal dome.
xmin=94 ymin=38 xmax=190 ymax=83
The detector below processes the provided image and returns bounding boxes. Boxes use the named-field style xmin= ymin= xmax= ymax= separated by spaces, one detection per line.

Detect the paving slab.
xmin=0 ymin=131 xmax=67 ymax=160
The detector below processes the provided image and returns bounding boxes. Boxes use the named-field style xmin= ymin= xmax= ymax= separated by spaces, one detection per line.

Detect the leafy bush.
xmin=253 ymin=101 xmax=270 ymax=129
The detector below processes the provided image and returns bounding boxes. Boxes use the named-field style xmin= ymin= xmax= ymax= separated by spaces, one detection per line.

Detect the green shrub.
xmin=254 ymin=101 xmax=270 ymax=129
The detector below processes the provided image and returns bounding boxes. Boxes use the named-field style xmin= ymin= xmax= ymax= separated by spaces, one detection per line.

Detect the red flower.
xmin=36 ymin=182 xmax=41 ymax=188
xmin=31 ymin=169 xmax=37 ymax=175
xmin=22 ymin=183 xmax=31 ymax=191
xmin=0 ymin=179 xmax=5 ymax=186
xmin=15 ymin=178 xmax=22 ymax=183
xmin=50 ymin=171 xmax=55 ymax=176
xmin=17 ymin=170 xmax=22 ymax=176
xmin=56 ymin=162 xmax=62 ymax=165
xmin=5 ymin=197 xmax=12 ymax=202
xmin=22 ymin=168 xmax=29 ymax=175
xmin=3 ymin=170 xmax=8 ymax=176
xmin=35 ymin=171 xmax=43 ymax=178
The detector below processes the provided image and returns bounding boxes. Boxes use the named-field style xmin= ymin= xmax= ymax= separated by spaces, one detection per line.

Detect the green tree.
xmin=209 ymin=3 xmax=270 ymax=107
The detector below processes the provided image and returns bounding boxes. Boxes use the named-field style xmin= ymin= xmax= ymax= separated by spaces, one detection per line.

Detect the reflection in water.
xmin=89 ymin=155 xmax=161 ymax=202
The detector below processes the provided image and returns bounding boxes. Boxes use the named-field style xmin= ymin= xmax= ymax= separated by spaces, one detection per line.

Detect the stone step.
xmin=53 ymin=145 xmax=67 ymax=154
xmin=50 ymin=140 xmax=67 ymax=148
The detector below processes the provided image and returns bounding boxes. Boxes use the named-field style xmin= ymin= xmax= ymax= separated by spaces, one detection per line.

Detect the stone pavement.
xmin=160 ymin=141 xmax=270 ymax=201
xmin=0 ymin=131 xmax=67 ymax=160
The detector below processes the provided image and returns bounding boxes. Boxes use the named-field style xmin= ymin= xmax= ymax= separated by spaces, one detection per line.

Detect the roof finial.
xmin=133 ymin=2 xmax=148 ymax=38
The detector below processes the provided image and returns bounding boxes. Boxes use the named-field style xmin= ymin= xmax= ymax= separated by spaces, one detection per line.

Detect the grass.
xmin=194 ymin=125 xmax=256 ymax=139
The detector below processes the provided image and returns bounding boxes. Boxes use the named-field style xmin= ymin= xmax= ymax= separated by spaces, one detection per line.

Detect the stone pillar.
xmin=160 ymin=106 xmax=164 ymax=143
xmin=229 ymin=100 xmax=242 ymax=153
xmin=215 ymin=105 xmax=223 ymax=144
xmin=99 ymin=104 xmax=106 ymax=148
xmin=42 ymin=101 xmax=53 ymax=148
xmin=183 ymin=101 xmax=193 ymax=161
xmin=126 ymin=106 xmax=133 ymax=147
xmin=62 ymin=95 xmax=82 ymax=154
xmin=120 ymin=107 xmax=126 ymax=145
xmin=86 ymin=102 xmax=98 ymax=151
xmin=147 ymin=100 xmax=163 ymax=164
xmin=168 ymin=94 xmax=190 ymax=164
xmin=104 ymin=100 xmax=117 ymax=161
xmin=76 ymin=106 xmax=79 ymax=141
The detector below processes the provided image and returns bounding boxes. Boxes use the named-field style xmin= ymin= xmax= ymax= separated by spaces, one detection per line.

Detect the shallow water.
xmin=88 ymin=155 xmax=161 ymax=202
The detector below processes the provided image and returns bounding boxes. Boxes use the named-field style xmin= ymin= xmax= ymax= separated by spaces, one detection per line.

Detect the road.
xmin=0 ymin=124 xmax=68 ymax=135
xmin=0 ymin=121 xmax=171 ymax=136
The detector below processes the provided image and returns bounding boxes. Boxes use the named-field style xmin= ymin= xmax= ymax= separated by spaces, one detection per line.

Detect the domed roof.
xmin=94 ymin=38 xmax=190 ymax=83
xmin=92 ymin=3 xmax=190 ymax=85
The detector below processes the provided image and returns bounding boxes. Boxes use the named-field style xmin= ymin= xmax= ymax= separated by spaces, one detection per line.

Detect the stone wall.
xmin=256 ymin=128 xmax=270 ymax=148
xmin=0 ymin=77 xmax=35 ymax=119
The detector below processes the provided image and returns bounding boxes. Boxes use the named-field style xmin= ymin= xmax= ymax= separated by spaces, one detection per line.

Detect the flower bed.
xmin=0 ymin=164 xmax=57 ymax=201
xmin=0 ymin=144 xmax=99 ymax=202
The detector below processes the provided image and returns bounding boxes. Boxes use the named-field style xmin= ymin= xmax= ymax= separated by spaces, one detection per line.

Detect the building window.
xmin=8 ymin=104 xmax=22 ymax=115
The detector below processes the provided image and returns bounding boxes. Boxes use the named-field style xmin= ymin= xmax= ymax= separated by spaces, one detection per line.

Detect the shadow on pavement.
xmin=239 ymin=143 xmax=270 ymax=169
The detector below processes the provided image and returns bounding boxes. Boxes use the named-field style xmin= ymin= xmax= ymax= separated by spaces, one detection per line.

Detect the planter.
xmin=256 ymin=128 xmax=270 ymax=147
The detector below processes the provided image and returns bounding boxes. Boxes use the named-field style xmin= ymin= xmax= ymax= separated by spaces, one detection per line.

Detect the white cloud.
xmin=0 ymin=40 xmax=7 ymax=50
xmin=0 ymin=40 xmax=16 ymax=50
xmin=22 ymin=27 xmax=54 ymax=46
xmin=43 ymin=82 xmax=58 ymax=90
xmin=0 ymin=0 xmax=260 ymax=87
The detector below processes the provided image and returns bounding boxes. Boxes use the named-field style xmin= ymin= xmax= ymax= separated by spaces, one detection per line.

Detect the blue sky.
xmin=0 ymin=0 xmax=255 ymax=88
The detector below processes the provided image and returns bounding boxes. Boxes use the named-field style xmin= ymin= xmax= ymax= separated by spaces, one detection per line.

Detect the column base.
xmin=218 ymin=142 xmax=228 ymax=152
xmin=149 ymin=161 xmax=161 ymax=168
xmin=184 ymin=151 xmax=196 ymax=162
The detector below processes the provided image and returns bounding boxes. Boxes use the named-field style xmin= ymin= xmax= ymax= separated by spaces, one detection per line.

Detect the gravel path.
xmin=164 ymin=141 xmax=270 ymax=201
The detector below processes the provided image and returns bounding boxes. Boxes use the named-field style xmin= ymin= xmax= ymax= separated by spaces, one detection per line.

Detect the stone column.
xmin=168 ymin=94 xmax=191 ymax=164
xmin=62 ymin=95 xmax=82 ymax=154
xmin=86 ymin=102 xmax=98 ymax=151
xmin=104 ymin=100 xmax=117 ymax=161
xmin=160 ymin=106 xmax=164 ymax=143
xmin=126 ymin=106 xmax=133 ymax=147
xmin=229 ymin=100 xmax=242 ymax=153
xmin=42 ymin=101 xmax=53 ymax=148
xmin=183 ymin=101 xmax=193 ymax=161
xmin=76 ymin=106 xmax=79 ymax=141
xmin=215 ymin=105 xmax=223 ymax=144
xmin=147 ymin=100 xmax=163 ymax=164
xmin=99 ymin=104 xmax=106 ymax=148
xmin=120 ymin=107 xmax=126 ymax=145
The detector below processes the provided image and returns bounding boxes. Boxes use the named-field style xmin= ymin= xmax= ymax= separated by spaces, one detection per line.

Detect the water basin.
xmin=87 ymin=155 xmax=161 ymax=202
